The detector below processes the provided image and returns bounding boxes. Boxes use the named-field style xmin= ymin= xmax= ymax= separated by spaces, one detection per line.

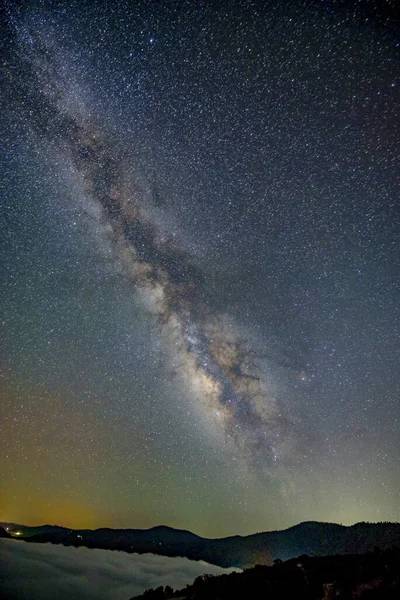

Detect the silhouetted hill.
xmin=0 ymin=527 xmax=12 ymax=539
xmin=2 ymin=520 xmax=400 ymax=568
xmin=0 ymin=522 xmax=69 ymax=537
xmin=129 ymin=547 xmax=400 ymax=600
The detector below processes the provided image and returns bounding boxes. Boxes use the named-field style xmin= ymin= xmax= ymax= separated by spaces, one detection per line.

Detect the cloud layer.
xmin=0 ymin=539 xmax=238 ymax=600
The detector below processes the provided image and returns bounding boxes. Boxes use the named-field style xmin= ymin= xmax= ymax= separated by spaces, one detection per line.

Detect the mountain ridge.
xmin=1 ymin=520 xmax=399 ymax=568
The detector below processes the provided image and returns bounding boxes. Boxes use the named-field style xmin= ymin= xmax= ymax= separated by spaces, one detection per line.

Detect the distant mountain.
xmin=0 ymin=527 xmax=12 ymax=539
xmin=0 ymin=523 xmax=68 ymax=537
xmin=1 ymin=521 xmax=399 ymax=568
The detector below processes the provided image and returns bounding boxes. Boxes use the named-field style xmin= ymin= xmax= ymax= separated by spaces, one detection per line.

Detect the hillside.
xmin=130 ymin=547 xmax=400 ymax=600
xmin=0 ymin=527 xmax=12 ymax=539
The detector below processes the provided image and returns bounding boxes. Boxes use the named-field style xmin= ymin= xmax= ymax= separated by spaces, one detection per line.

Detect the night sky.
xmin=1 ymin=0 xmax=399 ymax=538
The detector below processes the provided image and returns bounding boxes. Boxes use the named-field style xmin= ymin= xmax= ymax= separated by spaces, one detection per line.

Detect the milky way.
xmin=2 ymin=0 xmax=399 ymax=536
xmin=8 ymin=19 xmax=295 ymax=470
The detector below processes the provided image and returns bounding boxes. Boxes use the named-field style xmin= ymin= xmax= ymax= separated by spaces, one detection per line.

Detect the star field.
xmin=1 ymin=0 xmax=399 ymax=537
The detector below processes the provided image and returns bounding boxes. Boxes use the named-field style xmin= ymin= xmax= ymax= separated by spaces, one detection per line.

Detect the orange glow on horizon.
xmin=1 ymin=490 xmax=98 ymax=530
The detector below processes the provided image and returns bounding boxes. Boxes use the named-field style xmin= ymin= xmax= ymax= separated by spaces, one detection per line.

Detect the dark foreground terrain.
xmin=2 ymin=521 xmax=400 ymax=568
xmin=130 ymin=547 xmax=400 ymax=600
